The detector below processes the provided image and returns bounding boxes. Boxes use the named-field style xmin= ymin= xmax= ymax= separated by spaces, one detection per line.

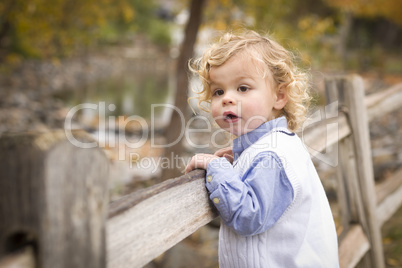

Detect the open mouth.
xmin=223 ymin=112 xmax=239 ymax=122
xmin=226 ymin=114 xmax=237 ymax=119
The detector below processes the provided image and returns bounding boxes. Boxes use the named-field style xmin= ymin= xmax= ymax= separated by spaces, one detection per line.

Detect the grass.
xmin=383 ymin=205 xmax=402 ymax=267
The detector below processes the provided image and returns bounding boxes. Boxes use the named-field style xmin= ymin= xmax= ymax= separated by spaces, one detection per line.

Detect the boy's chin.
xmin=216 ymin=122 xmax=251 ymax=136
xmin=223 ymin=128 xmax=246 ymax=137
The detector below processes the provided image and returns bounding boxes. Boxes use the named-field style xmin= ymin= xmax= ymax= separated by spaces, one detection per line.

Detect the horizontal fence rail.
xmin=107 ymin=170 xmax=217 ymax=268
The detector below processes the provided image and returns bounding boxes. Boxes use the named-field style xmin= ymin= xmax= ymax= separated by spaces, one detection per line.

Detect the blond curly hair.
xmin=189 ymin=30 xmax=310 ymax=132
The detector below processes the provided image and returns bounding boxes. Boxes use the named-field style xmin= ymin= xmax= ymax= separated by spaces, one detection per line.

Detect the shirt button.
xmin=213 ymin=197 xmax=220 ymax=204
xmin=206 ymin=175 xmax=212 ymax=182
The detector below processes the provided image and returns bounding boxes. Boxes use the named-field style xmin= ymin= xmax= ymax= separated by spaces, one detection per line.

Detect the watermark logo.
xmin=301 ymin=101 xmax=339 ymax=167
xmin=64 ymin=101 xmax=340 ymax=168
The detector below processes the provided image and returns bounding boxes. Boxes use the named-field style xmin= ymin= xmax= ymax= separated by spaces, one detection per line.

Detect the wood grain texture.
xmin=365 ymin=83 xmax=402 ymax=122
xmin=338 ymin=225 xmax=370 ymax=268
xmin=334 ymin=138 xmax=354 ymax=239
xmin=107 ymin=169 xmax=218 ymax=268
xmin=301 ymin=115 xmax=351 ymax=159
xmin=340 ymin=75 xmax=385 ymax=268
xmin=302 ymin=81 xmax=401 ymax=159
xmin=324 ymin=80 xmax=367 ymax=242
xmin=375 ymin=168 xmax=402 ymax=226
xmin=0 ymin=130 xmax=109 ymax=268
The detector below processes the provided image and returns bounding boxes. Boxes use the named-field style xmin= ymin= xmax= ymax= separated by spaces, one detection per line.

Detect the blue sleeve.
xmin=206 ymin=151 xmax=294 ymax=236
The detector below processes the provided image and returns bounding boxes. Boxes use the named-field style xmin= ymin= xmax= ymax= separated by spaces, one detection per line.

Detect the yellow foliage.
xmin=117 ymin=1 xmax=136 ymax=23
xmin=325 ymin=0 xmax=402 ymax=25
xmin=298 ymin=16 xmax=335 ymax=39
xmin=5 ymin=53 xmax=22 ymax=65
xmin=51 ymin=57 xmax=61 ymax=67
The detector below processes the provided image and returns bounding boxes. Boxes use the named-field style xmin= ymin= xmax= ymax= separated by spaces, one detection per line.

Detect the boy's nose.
xmin=222 ymin=93 xmax=236 ymax=105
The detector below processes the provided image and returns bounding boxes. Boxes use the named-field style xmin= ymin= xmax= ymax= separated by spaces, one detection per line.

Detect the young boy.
xmin=185 ymin=31 xmax=339 ymax=267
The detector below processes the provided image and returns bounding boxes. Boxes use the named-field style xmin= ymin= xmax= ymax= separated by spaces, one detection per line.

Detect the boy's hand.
xmin=214 ymin=147 xmax=234 ymax=164
xmin=184 ymin=154 xmax=219 ymax=174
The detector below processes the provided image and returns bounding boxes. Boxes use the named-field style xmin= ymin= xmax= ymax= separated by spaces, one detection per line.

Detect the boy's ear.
xmin=274 ymin=84 xmax=288 ymax=110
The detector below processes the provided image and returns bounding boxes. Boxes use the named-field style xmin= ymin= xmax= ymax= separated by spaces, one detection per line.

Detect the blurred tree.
xmin=324 ymin=0 xmax=402 ymax=71
xmin=162 ymin=0 xmax=206 ymax=180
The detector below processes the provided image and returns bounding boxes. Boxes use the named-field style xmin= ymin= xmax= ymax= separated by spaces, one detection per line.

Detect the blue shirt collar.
xmin=232 ymin=116 xmax=289 ymax=160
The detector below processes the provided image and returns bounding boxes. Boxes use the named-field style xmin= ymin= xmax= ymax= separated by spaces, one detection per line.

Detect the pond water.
xmin=52 ymin=69 xmax=179 ymax=184
xmin=54 ymin=70 xmax=174 ymax=129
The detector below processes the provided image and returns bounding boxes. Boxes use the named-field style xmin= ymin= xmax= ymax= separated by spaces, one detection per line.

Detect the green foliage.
xmin=148 ymin=19 xmax=172 ymax=48
xmin=0 ymin=0 xmax=171 ymax=61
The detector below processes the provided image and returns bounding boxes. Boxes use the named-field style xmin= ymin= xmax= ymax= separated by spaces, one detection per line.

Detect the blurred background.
xmin=0 ymin=0 xmax=401 ymax=267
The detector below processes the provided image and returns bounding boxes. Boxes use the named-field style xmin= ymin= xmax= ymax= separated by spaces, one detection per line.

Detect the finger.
xmin=185 ymin=154 xmax=206 ymax=174
xmin=223 ymin=153 xmax=234 ymax=163
xmin=185 ymin=162 xmax=196 ymax=174
xmin=214 ymin=148 xmax=228 ymax=156
xmin=185 ymin=154 xmax=216 ymax=173
xmin=184 ymin=157 xmax=197 ymax=174
xmin=214 ymin=147 xmax=233 ymax=157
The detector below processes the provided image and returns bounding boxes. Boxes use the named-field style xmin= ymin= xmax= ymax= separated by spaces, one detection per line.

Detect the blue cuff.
xmin=205 ymin=157 xmax=234 ymax=192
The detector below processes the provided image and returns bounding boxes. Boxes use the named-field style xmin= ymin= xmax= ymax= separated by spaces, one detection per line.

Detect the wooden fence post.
xmin=0 ymin=130 xmax=109 ymax=268
xmin=326 ymin=78 xmax=370 ymax=267
xmin=325 ymin=78 xmax=368 ymax=236
xmin=334 ymin=75 xmax=385 ymax=268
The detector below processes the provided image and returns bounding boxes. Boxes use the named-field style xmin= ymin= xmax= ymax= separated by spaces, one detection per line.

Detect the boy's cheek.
xmin=211 ymin=110 xmax=222 ymax=125
xmin=210 ymin=104 xmax=220 ymax=117
xmin=214 ymin=119 xmax=225 ymax=130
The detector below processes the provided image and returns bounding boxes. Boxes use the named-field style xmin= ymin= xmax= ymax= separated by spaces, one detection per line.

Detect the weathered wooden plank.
xmin=324 ymin=80 xmax=353 ymax=240
xmin=339 ymin=75 xmax=385 ymax=268
xmin=375 ymin=168 xmax=402 ymax=226
xmin=107 ymin=169 xmax=218 ymax=268
xmin=338 ymin=224 xmax=370 ymax=268
xmin=302 ymin=82 xmax=402 ymax=158
xmin=335 ymin=138 xmax=352 ymax=238
xmin=365 ymin=83 xmax=402 ymax=122
xmin=0 ymin=247 xmax=35 ymax=268
xmin=301 ymin=82 xmax=402 ymax=157
xmin=335 ymin=136 xmax=372 ymax=267
xmin=334 ymin=137 xmax=367 ymax=240
xmin=301 ymin=114 xmax=350 ymax=158
xmin=342 ymin=137 xmax=369 ymax=230
xmin=324 ymin=79 xmax=369 ymax=245
xmin=0 ymin=131 xmax=109 ymax=268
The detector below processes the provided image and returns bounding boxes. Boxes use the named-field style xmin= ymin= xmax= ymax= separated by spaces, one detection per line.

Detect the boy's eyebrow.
xmin=237 ymin=75 xmax=255 ymax=81
xmin=208 ymin=80 xmax=219 ymax=87
xmin=208 ymin=76 xmax=258 ymax=89
xmin=210 ymin=74 xmax=254 ymax=82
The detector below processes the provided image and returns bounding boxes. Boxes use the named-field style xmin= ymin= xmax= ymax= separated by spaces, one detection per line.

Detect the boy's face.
xmin=209 ymin=54 xmax=286 ymax=136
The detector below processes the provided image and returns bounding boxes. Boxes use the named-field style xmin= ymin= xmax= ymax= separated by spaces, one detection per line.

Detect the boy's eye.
xmin=238 ymin=86 xmax=249 ymax=92
xmin=212 ymin=89 xmax=224 ymax=96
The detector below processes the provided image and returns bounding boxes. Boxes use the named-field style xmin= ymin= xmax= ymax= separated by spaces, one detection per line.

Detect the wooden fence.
xmin=0 ymin=75 xmax=402 ymax=268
